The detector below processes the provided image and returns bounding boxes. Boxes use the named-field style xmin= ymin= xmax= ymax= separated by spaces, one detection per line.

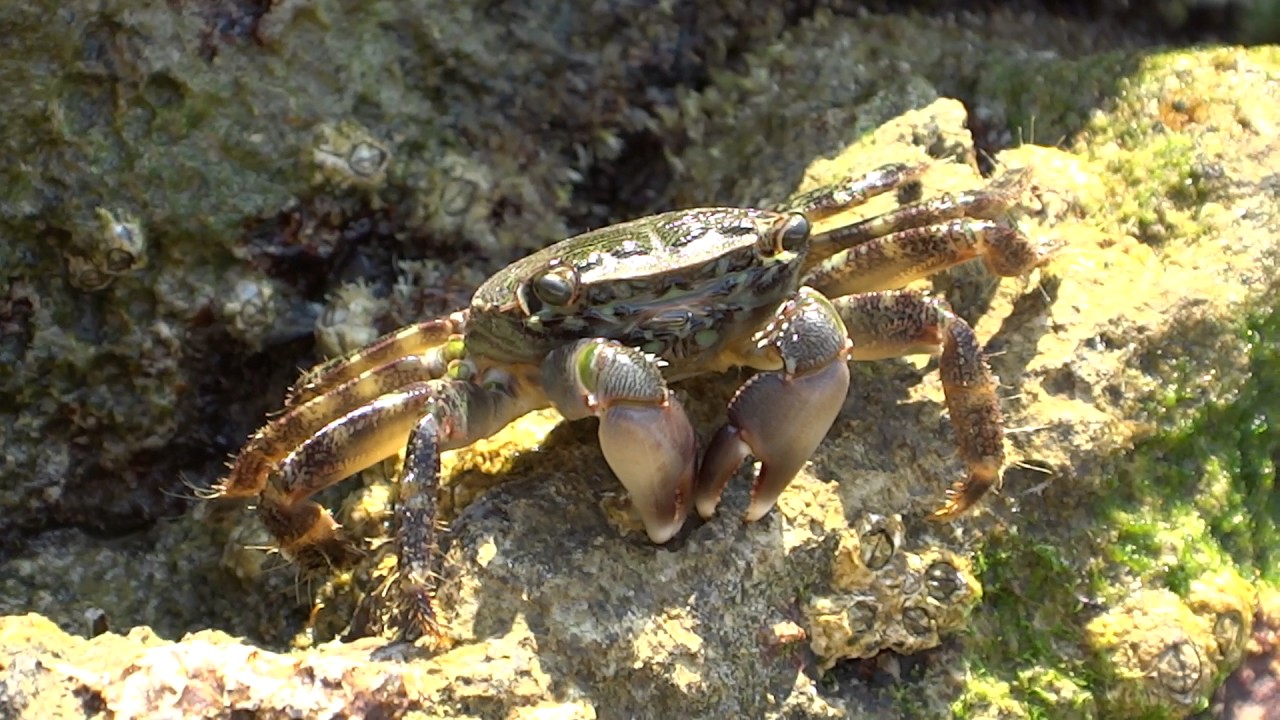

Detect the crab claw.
xmin=598 ymin=396 xmax=698 ymax=543
xmin=542 ymin=338 xmax=697 ymax=543
xmin=696 ymin=359 xmax=851 ymax=522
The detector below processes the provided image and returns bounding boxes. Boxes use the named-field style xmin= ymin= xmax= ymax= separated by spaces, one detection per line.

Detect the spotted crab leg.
xmin=258 ymin=368 xmax=545 ymax=638
xmin=284 ymin=314 xmax=465 ymax=408
xmin=787 ymin=167 xmax=1049 ymax=518
xmin=217 ymin=310 xmax=546 ymax=639
xmin=695 ymin=287 xmax=853 ymax=523
xmin=802 ymin=168 xmax=1045 ymax=296
xmin=541 ymin=339 xmax=698 ymax=543
xmin=833 ymin=290 xmax=1004 ymax=519
xmin=395 ymin=412 xmax=446 ymax=640
xmin=777 ymin=161 xmax=928 ymax=225
xmin=216 ymin=321 xmax=467 ymax=500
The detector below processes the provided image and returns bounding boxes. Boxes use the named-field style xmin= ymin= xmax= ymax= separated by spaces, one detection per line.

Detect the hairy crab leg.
xmin=395 ymin=412 xmax=446 ymax=641
xmin=804 ymin=215 xmax=1045 ymax=297
xmin=777 ymin=161 xmax=928 ymax=224
xmin=218 ymin=343 xmax=463 ymax=499
xmin=802 ymin=168 xmax=1032 ymax=262
xmin=800 ymin=170 xmax=1046 ymax=297
xmin=541 ymin=339 xmax=698 ymax=543
xmin=258 ymin=370 xmax=545 ymax=595
xmin=285 ymin=313 xmax=466 ymax=408
xmin=786 ymin=169 xmax=1046 ymax=517
xmin=695 ymin=287 xmax=853 ymax=523
xmin=833 ymin=290 xmax=1004 ymax=519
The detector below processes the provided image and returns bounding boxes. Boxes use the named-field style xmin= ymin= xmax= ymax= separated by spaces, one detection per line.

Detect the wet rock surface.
xmin=2 ymin=2 xmax=1279 ymax=718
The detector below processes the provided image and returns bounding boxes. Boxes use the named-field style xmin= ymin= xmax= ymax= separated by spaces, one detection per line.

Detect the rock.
xmin=2 ymin=4 xmax=1278 ymax=719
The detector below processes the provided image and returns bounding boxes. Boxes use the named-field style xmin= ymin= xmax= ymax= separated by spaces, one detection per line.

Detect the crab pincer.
xmin=542 ymin=338 xmax=698 ymax=543
xmin=695 ymin=288 xmax=853 ymax=523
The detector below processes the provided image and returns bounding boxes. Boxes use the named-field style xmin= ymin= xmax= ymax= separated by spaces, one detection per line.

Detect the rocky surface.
xmin=2 ymin=2 xmax=1278 ymax=719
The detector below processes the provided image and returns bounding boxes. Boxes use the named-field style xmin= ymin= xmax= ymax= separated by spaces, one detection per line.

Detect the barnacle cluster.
xmin=804 ymin=514 xmax=982 ymax=668
xmin=315 ymin=280 xmax=383 ymax=358
xmin=1086 ymin=570 xmax=1255 ymax=716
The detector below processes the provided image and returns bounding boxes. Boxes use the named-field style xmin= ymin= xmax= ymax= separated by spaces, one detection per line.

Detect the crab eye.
xmin=530 ymin=266 xmax=578 ymax=308
xmin=777 ymin=214 xmax=810 ymax=252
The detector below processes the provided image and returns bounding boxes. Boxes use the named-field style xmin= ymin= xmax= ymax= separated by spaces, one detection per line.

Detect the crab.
xmin=214 ymin=161 xmax=1048 ymax=640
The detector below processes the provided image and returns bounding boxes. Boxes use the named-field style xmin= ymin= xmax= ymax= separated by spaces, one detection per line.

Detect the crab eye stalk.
xmin=777 ymin=214 xmax=810 ymax=252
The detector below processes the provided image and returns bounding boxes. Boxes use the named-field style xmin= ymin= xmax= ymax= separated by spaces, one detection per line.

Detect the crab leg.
xmin=799 ymin=170 xmax=1045 ymax=298
xmin=395 ymin=413 xmax=446 ymax=640
xmin=695 ymin=287 xmax=853 ymax=522
xmin=777 ymin=161 xmax=927 ymax=223
xmin=804 ymin=168 xmax=1030 ymax=259
xmin=541 ymin=339 xmax=698 ymax=543
xmin=218 ymin=344 xmax=463 ymax=499
xmin=285 ymin=313 xmax=466 ymax=408
xmin=804 ymin=216 xmax=1044 ymax=297
xmin=779 ymin=169 xmax=1042 ymax=518
xmin=833 ymin=290 xmax=1005 ymax=519
xmin=258 ymin=371 xmax=544 ymax=582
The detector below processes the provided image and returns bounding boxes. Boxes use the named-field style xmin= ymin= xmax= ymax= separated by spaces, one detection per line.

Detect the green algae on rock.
xmin=947 ymin=45 xmax=1280 ymax=717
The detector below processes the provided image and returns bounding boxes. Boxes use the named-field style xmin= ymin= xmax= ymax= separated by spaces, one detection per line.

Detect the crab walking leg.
xmin=219 ymin=348 xmax=460 ymax=498
xmin=776 ymin=161 xmax=927 ymax=223
xmin=696 ymin=287 xmax=853 ymax=523
xmin=396 ymin=412 xmax=445 ymax=640
xmin=541 ymin=339 xmax=698 ymax=544
xmin=285 ymin=313 xmax=466 ymax=407
xmin=833 ymin=290 xmax=1005 ymax=518
xmin=803 ymin=168 xmax=1032 ymax=262
xmin=934 ymin=317 xmax=1005 ymax=519
xmin=258 ymin=373 xmax=543 ymax=572
xmin=804 ymin=217 xmax=1044 ymax=298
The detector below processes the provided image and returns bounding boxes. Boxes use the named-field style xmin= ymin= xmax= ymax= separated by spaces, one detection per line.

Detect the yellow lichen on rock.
xmin=627 ymin=608 xmax=706 ymax=694
xmin=440 ymin=408 xmax=567 ymax=515
xmin=505 ymin=701 xmax=599 ymax=720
